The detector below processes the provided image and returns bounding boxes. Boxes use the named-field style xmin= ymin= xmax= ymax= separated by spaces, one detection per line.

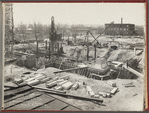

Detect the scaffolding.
xmin=5 ymin=3 xmax=14 ymax=55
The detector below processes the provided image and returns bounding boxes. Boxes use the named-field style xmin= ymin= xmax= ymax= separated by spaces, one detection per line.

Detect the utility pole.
xmin=50 ymin=16 xmax=55 ymax=54
xmin=49 ymin=41 xmax=51 ymax=59
xmin=86 ymin=31 xmax=89 ymax=61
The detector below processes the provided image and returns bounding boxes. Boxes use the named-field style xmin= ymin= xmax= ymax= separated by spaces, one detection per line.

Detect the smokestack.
xmin=121 ymin=18 xmax=123 ymax=24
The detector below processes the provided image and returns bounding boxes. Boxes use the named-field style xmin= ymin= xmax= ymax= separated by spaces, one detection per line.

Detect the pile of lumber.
xmin=45 ymin=75 xmax=79 ymax=91
xmin=86 ymin=86 xmax=95 ymax=98
xmin=17 ymin=72 xmax=80 ymax=92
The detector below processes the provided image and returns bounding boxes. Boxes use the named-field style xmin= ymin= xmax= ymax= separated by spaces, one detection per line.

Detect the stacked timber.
xmin=59 ymin=75 xmax=69 ymax=80
xmin=99 ymin=92 xmax=107 ymax=98
xmin=94 ymin=94 xmax=100 ymax=98
xmin=36 ymin=76 xmax=46 ymax=80
xmin=46 ymin=81 xmax=57 ymax=88
xmin=27 ymin=79 xmax=40 ymax=86
xmin=106 ymin=93 xmax=111 ymax=97
xmin=62 ymin=82 xmax=73 ymax=90
xmin=107 ymin=81 xmax=116 ymax=87
xmin=89 ymin=91 xmax=95 ymax=98
xmin=56 ymin=79 xmax=65 ymax=83
xmin=40 ymin=77 xmax=51 ymax=83
xmin=57 ymin=80 xmax=68 ymax=86
xmin=54 ymin=86 xmax=63 ymax=90
xmin=25 ymin=77 xmax=36 ymax=82
xmin=110 ymin=88 xmax=118 ymax=94
xmin=86 ymin=86 xmax=95 ymax=98
xmin=71 ymin=83 xmax=79 ymax=90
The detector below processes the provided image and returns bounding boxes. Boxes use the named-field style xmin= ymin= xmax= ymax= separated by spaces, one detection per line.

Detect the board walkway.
xmin=4 ymin=85 xmax=81 ymax=111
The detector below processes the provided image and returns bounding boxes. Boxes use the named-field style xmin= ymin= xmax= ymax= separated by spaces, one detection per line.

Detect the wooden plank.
xmin=35 ymin=99 xmax=68 ymax=110
xmin=31 ymin=94 xmax=56 ymax=110
xmin=54 ymin=67 xmax=88 ymax=74
xmin=4 ymin=85 xmax=33 ymax=99
xmin=6 ymin=95 xmax=45 ymax=110
xmin=5 ymin=92 xmax=43 ymax=110
xmin=63 ymin=106 xmax=81 ymax=111
xmin=39 ymin=90 xmax=103 ymax=103
xmin=123 ymin=66 xmax=144 ymax=78
xmin=4 ymin=89 xmax=35 ymax=103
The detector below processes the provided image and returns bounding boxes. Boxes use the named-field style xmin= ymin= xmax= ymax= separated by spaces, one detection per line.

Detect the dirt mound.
xmin=108 ymin=49 xmax=134 ymax=62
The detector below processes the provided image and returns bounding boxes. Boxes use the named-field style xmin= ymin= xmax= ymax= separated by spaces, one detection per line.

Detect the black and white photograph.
xmin=3 ymin=3 xmax=146 ymax=111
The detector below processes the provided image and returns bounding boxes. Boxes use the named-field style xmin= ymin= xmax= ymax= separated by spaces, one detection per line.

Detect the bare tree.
xmin=33 ymin=22 xmax=38 ymax=41
xmin=19 ymin=22 xmax=27 ymax=44
xmin=97 ymin=25 xmax=104 ymax=34
xmin=72 ymin=31 xmax=78 ymax=43
xmin=55 ymin=24 xmax=69 ymax=39
xmin=135 ymin=25 xmax=144 ymax=36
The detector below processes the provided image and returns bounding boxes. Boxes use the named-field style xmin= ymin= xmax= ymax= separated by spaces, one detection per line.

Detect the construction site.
xmin=4 ymin=3 xmax=146 ymax=111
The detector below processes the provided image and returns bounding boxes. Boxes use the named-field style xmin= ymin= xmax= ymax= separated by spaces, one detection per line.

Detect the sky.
xmin=13 ymin=3 xmax=146 ymax=26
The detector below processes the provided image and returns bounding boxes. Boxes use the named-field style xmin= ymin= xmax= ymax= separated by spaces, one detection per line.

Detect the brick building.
xmin=105 ymin=19 xmax=136 ymax=36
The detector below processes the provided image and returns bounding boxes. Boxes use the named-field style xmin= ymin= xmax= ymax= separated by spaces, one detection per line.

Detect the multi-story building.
xmin=105 ymin=19 xmax=136 ymax=36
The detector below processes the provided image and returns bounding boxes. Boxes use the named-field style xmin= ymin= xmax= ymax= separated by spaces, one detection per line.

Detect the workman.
xmin=126 ymin=60 xmax=129 ymax=68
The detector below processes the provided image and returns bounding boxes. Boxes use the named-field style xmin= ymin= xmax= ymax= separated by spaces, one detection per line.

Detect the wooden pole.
xmin=94 ymin=44 xmax=96 ymax=60
xmin=37 ymin=41 xmax=38 ymax=53
xmin=57 ymin=43 xmax=59 ymax=55
xmin=87 ymin=46 xmax=89 ymax=61
xmin=37 ymin=89 xmax=103 ymax=103
xmin=49 ymin=42 xmax=51 ymax=60
xmin=46 ymin=40 xmax=47 ymax=50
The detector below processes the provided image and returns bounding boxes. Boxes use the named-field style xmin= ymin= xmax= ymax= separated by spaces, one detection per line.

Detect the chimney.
xmin=121 ymin=18 xmax=123 ymax=24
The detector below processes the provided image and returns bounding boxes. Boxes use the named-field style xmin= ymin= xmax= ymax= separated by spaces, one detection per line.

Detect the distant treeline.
xmin=135 ymin=25 xmax=145 ymax=36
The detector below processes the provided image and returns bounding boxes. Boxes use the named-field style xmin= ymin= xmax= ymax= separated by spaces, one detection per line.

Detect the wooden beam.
xmin=37 ymin=89 xmax=103 ymax=103
xmin=54 ymin=67 xmax=88 ymax=74
xmin=32 ymin=86 xmax=66 ymax=94
xmin=123 ymin=65 xmax=144 ymax=78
